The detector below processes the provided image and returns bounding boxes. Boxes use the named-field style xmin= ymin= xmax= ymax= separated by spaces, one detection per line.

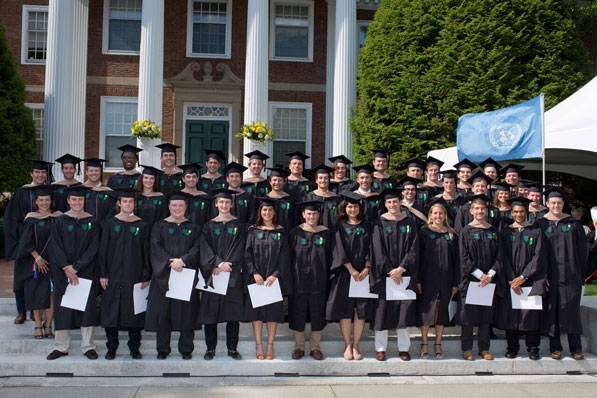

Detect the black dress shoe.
xmin=131 ymin=351 xmax=143 ymax=360
xmin=228 ymin=350 xmax=242 ymax=360
xmin=105 ymin=350 xmax=116 ymax=360
xmin=84 ymin=349 xmax=98 ymax=360
xmin=182 ymin=353 xmax=192 ymax=360
xmin=204 ymin=350 xmax=215 ymax=360
xmin=528 ymin=349 xmax=540 ymax=360
xmin=47 ymin=350 xmax=68 ymax=360
xmin=505 ymin=351 xmax=518 ymax=359
xmin=157 ymin=352 xmax=168 ymax=360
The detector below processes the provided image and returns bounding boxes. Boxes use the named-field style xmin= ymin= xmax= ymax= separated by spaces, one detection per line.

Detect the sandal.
xmin=255 ymin=343 xmax=265 ymax=360
xmin=343 ymin=344 xmax=353 ymax=360
xmin=420 ymin=343 xmax=429 ymax=359
xmin=34 ymin=326 xmax=44 ymax=339
xmin=435 ymin=344 xmax=444 ymax=359
xmin=43 ymin=324 xmax=54 ymax=338
xmin=266 ymin=343 xmax=274 ymax=360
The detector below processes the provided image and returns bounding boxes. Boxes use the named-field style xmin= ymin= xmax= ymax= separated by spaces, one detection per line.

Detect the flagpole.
xmin=540 ymin=93 xmax=545 ymax=187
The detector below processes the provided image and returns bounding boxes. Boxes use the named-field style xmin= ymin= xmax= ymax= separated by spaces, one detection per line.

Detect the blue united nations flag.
xmin=456 ymin=95 xmax=543 ymax=162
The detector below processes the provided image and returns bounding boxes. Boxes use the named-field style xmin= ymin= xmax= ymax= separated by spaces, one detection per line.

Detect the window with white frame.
xmin=103 ymin=0 xmax=142 ymax=54
xmin=358 ymin=21 xmax=370 ymax=49
xmin=26 ymin=105 xmax=44 ymax=159
xmin=101 ymin=97 xmax=138 ymax=169
xmin=270 ymin=103 xmax=312 ymax=167
xmin=270 ymin=1 xmax=313 ymax=61
xmin=187 ymin=0 xmax=232 ymax=58
xmin=21 ymin=6 xmax=48 ymax=64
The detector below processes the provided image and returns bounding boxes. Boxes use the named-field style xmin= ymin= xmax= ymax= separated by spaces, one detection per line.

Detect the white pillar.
xmin=43 ymin=0 xmax=89 ymax=181
xmin=137 ymin=0 xmax=164 ymax=168
xmin=332 ymin=1 xmax=357 ymax=160
xmin=243 ymin=0 xmax=269 ymax=172
xmin=325 ymin=0 xmax=336 ymax=164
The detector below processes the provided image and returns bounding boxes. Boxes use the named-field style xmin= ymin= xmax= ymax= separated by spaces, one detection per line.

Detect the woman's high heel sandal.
xmin=255 ymin=343 xmax=265 ymax=360
xmin=266 ymin=343 xmax=274 ymax=360
xmin=43 ymin=324 xmax=54 ymax=338
xmin=34 ymin=326 xmax=44 ymax=339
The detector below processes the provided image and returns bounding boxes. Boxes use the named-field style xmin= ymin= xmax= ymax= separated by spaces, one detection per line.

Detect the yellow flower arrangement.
xmin=130 ymin=120 xmax=162 ymax=139
xmin=235 ymin=121 xmax=275 ymax=142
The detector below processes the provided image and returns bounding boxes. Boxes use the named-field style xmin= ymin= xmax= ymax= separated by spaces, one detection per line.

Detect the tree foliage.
xmin=351 ymin=0 xmax=594 ymax=175
xmin=0 ymin=23 xmax=36 ymax=195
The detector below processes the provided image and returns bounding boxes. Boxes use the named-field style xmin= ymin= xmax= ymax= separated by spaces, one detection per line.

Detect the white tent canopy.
xmin=428 ymin=76 xmax=597 ymax=180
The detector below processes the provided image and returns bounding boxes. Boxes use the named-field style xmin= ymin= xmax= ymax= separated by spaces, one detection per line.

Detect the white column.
xmin=43 ymin=0 xmax=89 ymax=181
xmin=332 ymin=1 xmax=357 ymax=160
xmin=137 ymin=0 xmax=164 ymax=167
xmin=243 ymin=0 xmax=269 ymax=172
xmin=325 ymin=0 xmax=336 ymax=164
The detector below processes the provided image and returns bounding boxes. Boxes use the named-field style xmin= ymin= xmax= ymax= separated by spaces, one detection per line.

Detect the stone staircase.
xmin=0 ymin=298 xmax=596 ymax=378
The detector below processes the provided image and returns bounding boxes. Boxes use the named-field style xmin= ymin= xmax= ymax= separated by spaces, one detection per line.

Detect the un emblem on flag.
xmin=488 ymin=120 xmax=523 ymax=149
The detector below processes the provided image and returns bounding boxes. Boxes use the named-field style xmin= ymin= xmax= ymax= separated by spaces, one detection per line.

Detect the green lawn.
xmin=585 ymin=281 xmax=597 ymax=296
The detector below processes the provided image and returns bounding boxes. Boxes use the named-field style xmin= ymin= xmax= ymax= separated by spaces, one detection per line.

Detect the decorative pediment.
xmin=168 ymin=61 xmax=244 ymax=87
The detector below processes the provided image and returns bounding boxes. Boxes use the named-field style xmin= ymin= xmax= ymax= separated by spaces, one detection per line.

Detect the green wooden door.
xmin=185 ymin=120 xmax=229 ymax=165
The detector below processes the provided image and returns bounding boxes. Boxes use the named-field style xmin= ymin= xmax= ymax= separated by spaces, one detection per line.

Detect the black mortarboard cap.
xmin=500 ymin=163 xmax=525 ymax=175
xmin=267 ymin=167 xmax=289 ymax=179
xmin=222 ymin=161 xmax=247 ymax=175
xmin=371 ymin=149 xmax=389 ymax=158
xmin=311 ymin=164 xmax=335 ymax=175
xmin=204 ymin=149 xmax=226 ymax=162
xmin=286 ymin=151 xmax=310 ymax=161
xmin=65 ymin=185 xmax=89 ymax=197
xmin=507 ymin=197 xmax=532 ymax=208
xmin=84 ymin=158 xmax=106 ymax=168
xmin=424 ymin=197 xmax=450 ymax=215
xmin=117 ymin=144 xmax=143 ymax=154
xmin=464 ymin=194 xmax=490 ymax=206
xmin=298 ymin=200 xmax=322 ymax=212
xmin=140 ymin=165 xmax=161 ymax=176
xmin=492 ymin=182 xmax=514 ymax=192
xmin=425 ymin=156 xmax=444 ymax=168
xmin=212 ymin=188 xmax=236 ymax=200
xmin=166 ymin=190 xmax=191 ymax=203
xmin=178 ymin=162 xmax=203 ymax=174
xmin=400 ymin=158 xmax=425 ymax=170
xmin=33 ymin=185 xmax=54 ymax=197
xmin=525 ymin=181 xmax=543 ymax=193
xmin=155 ymin=142 xmax=180 ymax=153
xmin=543 ymin=186 xmax=567 ymax=201
xmin=244 ymin=150 xmax=270 ymax=162
xmin=453 ymin=158 xmax=477 ymax=171
xmin=256 ymin=196 xmax=278 ymax=207
xmin=441 ymin=169 xmax=458 ymax=180
xmin=353 ymin=164 xmax=375 ymax=175
xmin=116 ymin=187 xmax=137 ymax=198
xmin=470 ymin=171 xmax=493 ymax=185
xmin=379 ymin=188 xmax=403 ymax=200
xmin=339 ymin=190 xmax=363 ymax=204
xmin=31 ymin=159 xmax=54 ymax=170
xmin=398 ymin=176 xmax=421 ymax=188
xmin=518 ymin=179 xmax=538 ymax=189
xmin=479 ymin=157 xmax=502 ymax=171
xmin=328 ymin=155 xmax=352 ymax=165
xmin=55 ymin=153 xmax=82 ymax=165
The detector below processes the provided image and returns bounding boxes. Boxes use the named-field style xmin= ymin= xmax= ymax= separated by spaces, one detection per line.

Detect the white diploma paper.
xmin=385 ymin=276 xmax=416 ymax=301
xmin=448 ymin=294 xmax=458 ymax=321
xmin=165 ymin=268 xmax=196 ymax=302
xmin=60 ymin=277 xmax=92 ymax=311
xmin=348 ymin=275 xmax=378 ymax=298
xmin=133 ymin=282 xmax=149 ymax=315
xmin=510 ymin=286 xmax=542 ymax=310
xmin=465 ymin=282 xmax=496 ymax=306
xmin=247 ymin=279 xmax=283 ymax=308
xmin=196 ymin=270 xmax=230 ymax=296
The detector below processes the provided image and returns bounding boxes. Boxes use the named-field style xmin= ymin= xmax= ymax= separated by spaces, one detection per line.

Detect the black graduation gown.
xmin=107 ymin=172 xmax=141 ymax=190
xmin=326 ymin=220 xmax=374 ymax=322
xmin=242 ymin=180 xmax=271 ymax=197
xmin=199 ymin=175 xmax=227 ymax=193
xmin=49 ymin=214 xmax=100 ymax=330
xmin=306 ymin=192 xmax=342 ymax=229
xmin=186 ymin=193 xmax=214 ymax=229
xmin=14 ymin=216 xmax=54 ymax=310
xmin=52 ymin=182 xmax=83 ymax=213
xmin=400 ymin=203 xmax=427 ymax=230
xmin=527 ymin=207 xmax=548 ymax=224
xmin=4 ymin=186 xmax=36 ymax=260
xmin=266 ymin=194 xmax=298 ymax=231
xmin=330 ymin=179 xmax=358 ymax=194
xmin=498 ymin=209 xmax=514 ymax=231
xmin=136 ymin=194 xmax=168 ymax=232
xmin=231 ymin=190 xmax=256 ymax=225
xmin=457 ymin=225 xmax=500 ymax=326
xmin=495 ymin=225 xmax=546 ymax=331
xmin=99 ymin=217 xmax=151 ymax=329
xmin=158 ymin=171 xmax=183 ymax=194
xmin=534 ymin=216 xmax=587 ymax=335
xmin=285 ymin=178 xmax=315 ymax=202
xmin=417 ymin=227 xmax=459 ymax=326
xmin=145 ymin=220 xmax=201 ymax=332
xmin=372 ymin=176 xmax=398 ymax=193
xmin=454 ymin=202 xmax=501 ymax=233
xmin=243 ymin=227 xmax=292 ymax=322
xmin=358 ymin=193 xmax=382 ymax=224
xmin=198 ymin=218 xmax=247 ymax=324
xmin=85 ymin=188 xmax=117 ymax=224
xmin=370 ymin=216 xmax=419 ymax=330
xmin=442 ymin=196 xmax=463 ymax=228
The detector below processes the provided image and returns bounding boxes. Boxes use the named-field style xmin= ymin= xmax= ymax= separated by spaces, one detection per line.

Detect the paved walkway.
xmin=0 ymin=258 xmax=14 ymax=298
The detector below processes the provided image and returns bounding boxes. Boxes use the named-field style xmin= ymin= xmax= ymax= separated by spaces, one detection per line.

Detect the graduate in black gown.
xmin=495 ymin=197 xmax=546 ymax=360
xmin=99 ymin=188 xmax=151 ymax=360
xmin=222 ymin=162 xmax=256 ymax=225
xmin=199 ymin=149 xmax=227 ymax=192
xmin=306 ymin=165 xmax=341 ymax=229
xmin=180 ymin=162 xmax=214 ymax=229
xmin=14 ymin=186 xmax=60 ymax=339
xmin=106 ymin=144 xmax=142 ymax=190
xmin=399 ymin=176 xmax=428 ymax=230
xmin=371 ymin=149 xmax=398 ymax=192
xmin=492 ymin=182 xmax=515 ymax=230
xmin=402 ymin=158 xmax=434 ymax=207
xmin=199 ymin=189 xmax=247 ymax=361
xmin=47 ymin=186 xmax=100 ymax=361
xmin=265 ymin=167 xmax=298 ymax=230
xmin=329 ymin=155 xmax=357 ymax=193
xmin=352 ymin=164 xmax=382 ymax=224
xmin=155 ymin=142 xmax=183 ymax=194
xmin=325 ymin=191 xmax=373 ymax=361
xmin=454 ymin=172 xmax=500 ymax=233
xmin=434 ymin=170 xmax=462 ymax=227
xmin=52 ymin=153 xmax=83 ymax=212
xmin=135 ymin=165 xmax=167 ymax=232
xmin=416 ymin=198 xmax=459 ymax=360
xmin=4 ymin=159 xmax=53 ymax=324
xmin=422 ymin=156 xmax=444 ymax=196
xmin=288 ymin=201 xmax=331 ymax=360
xmin=243 ymin=150 xmax=271 ymax=197
xmin=82 ymin=158 xmax=117 ymax=224
xmin=454 ymin=158 xmax=477 ymax=197
xmin=458 ymin=195 xmax=500 ymax=361
xmin=370 ymin=188 xmax=419 ymax=362
xmin=535 ymin=187 xmax=587 ymax=360
xmin=284 ymin=151 xmax=315 ymax=201
xmin=243 ymin=198 xmax=291 ymax=360
xmin=145 ymin=191 xmax=202 ymax=360
xmin=527 ymin=183 xmax=548 ymax=224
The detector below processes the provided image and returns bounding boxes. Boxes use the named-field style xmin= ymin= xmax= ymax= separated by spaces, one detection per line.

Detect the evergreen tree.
xmin=351 ymin=0 xmax=593 ymax=175
xmin=0 ymin=23 xmax=36 ymax=194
